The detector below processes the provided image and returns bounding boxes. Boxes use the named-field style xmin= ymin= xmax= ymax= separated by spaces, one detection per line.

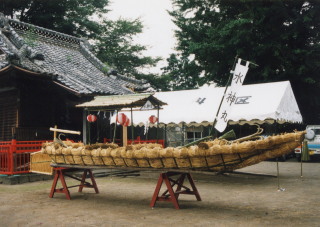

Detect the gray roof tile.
xmin=0 ymin=14 xmax=150 ymax=95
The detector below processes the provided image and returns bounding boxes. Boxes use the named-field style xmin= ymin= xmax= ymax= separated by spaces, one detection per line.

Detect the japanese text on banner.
xmin=215 ymin=59 xmax=250 ymax=132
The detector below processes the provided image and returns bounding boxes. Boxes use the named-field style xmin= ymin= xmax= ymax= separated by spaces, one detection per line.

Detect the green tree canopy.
xmin=166 ymin=0 xmax=320 ymax=124
xmin=160 ymin=53 xmax=203 ymax=90
xmin=0 ymin=0 xmax=160 ymax=78
xmin=95 ymin=18 xmax=161 ymax=76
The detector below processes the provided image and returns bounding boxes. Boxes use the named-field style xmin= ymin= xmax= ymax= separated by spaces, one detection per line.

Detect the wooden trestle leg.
xmin=150 ymin=172 xmax=201 ymax=209
xmin=49 ymin=168 xmax=99 ymax=200
xmin=79 ymin=169 xmax=99 ymax=193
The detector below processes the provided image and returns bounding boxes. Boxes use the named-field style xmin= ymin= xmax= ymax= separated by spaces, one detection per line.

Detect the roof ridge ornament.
xmin=0 ymin=17 xmax=153 ymax=95
xmin=6 ymin=26 xmax=44 ymax=61
xmin=0 ymin=13 xmax=9 ymax=29
xmin=8 ymin=19 xmax=81 ymax=45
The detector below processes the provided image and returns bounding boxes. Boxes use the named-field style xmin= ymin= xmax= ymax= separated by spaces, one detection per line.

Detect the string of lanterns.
xmin=87 ymin=113 xmax=158 ymax=125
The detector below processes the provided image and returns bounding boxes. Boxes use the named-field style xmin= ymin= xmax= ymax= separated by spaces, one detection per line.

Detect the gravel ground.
xmin=0 ymin=161 xmax=319 ymax=226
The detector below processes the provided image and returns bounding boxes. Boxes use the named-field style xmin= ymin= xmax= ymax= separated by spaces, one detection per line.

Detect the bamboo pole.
xmin=123 ymin=125 xmax=128 ymax=146
xmin=209 ymin=56 xmax=238 ymax=137
xmin=49 ymin=127 xmax=81 ymax=135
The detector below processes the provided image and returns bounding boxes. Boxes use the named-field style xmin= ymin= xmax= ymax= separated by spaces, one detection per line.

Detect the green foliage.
xmin=95 ymin=18 xmax=161 ymax=76
xmin=160 ymin=53 xmax=203 ymax=90
xmin=24 ymin=25 xmax=37 ymax=47
xmin=1 ymin=0 xmax=109 ymax=39
xmin=1 ymin=0 xmax=160 ymax=78
xmin=166 ymin=0 xmax=320 ymax=123
xmin=135 ymin=72 xmax=170 ymax=92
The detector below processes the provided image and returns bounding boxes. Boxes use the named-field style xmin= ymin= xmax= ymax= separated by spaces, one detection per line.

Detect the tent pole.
xmin=277 ymin=159 xmax=280 ymax=189
xmin=109 ymin=112 xmax=112 ymax=142
xmin=300 ymin=153 xmax=303 ymax=177
xmin=156 ymin=105 xmax=159 ymax=143
xmin=83 ymin=109 xmax=87 ymax=144
xmin=164 ymin=124 xmax=167 ymax=147
xmin=275 ymin=124 xmax=284 ymax=191
xmin=182 ymin=123 xmax=185 ymax=146
xmin=88 ymin=111 xmax=91 ymax=145
xmin=112 ymin=110 xmax=118 ymax=144
xmin=276 ymin=159 xmax=285 ymax=191
xmin=96 ymin=111 xmax=100 ymax=142
xmin=131 ymin=107 xmax=134 ymax=144
xmin=300 ymin=139 xmax=304 ymax=178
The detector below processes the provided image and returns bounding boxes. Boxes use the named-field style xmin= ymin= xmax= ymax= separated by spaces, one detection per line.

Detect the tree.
xmin=1 ymin=0 xmax=109 ymax=39
xmin=95 ymin=18 xmax=161 ymax=76
xmin=167 ymin=0 xmax=320 ymax=124
xmin=160 ymin=53 xmax=203 ymax=90
xmin=0 ymin=0 xmax=160 ymax=78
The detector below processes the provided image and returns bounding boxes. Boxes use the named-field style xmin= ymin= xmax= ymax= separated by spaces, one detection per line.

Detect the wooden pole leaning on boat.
xmin=231 ymin=125 xmax=264 ymax=143
xmin=50 ymin=127 xmax=81 ymax=148
xmin=49 ymin=127 xmax=81 ymax=135
xmin=182 ymin=129 xmax=236 ymax=148
xmin=197 ymin=125 xmax=263 ymax=149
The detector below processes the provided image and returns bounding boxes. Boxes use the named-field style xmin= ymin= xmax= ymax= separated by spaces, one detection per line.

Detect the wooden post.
xmin=123 ymin=126 xmax=128 ymax=146
xmin=83 ymin=110 xmax=87 ymax=144
xmin=53 ymin=125 xmax=57 ymax=139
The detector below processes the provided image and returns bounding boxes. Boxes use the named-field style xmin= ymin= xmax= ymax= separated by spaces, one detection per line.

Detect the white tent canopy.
xmin=112 ymin=81 xmax=302 ymax=128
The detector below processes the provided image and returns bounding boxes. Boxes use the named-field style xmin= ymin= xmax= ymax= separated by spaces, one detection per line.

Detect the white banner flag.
xmin=215 ymin=58 xmax=250 ymax=132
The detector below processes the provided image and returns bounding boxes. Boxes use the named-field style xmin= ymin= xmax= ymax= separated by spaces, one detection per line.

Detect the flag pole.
xmin=209 ymin=56 xmax=238 ymax=137
xmin=182 ymin=56 xmax=238 ymax=148
xmin=182 ymin=56 xmax=253 ymax=148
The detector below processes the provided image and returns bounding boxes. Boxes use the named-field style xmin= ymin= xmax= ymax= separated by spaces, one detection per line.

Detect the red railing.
xmin=0 ymin=139 xmax=49 ymax=175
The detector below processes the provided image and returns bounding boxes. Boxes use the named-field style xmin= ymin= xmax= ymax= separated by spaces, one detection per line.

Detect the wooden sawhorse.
xmin=150 ymin=172 xmax=201 ymax=209
xmin=49 ymin=167 xmax=99 ymax=200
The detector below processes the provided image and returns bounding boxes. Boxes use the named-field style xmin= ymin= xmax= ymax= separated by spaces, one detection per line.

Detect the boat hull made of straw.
xmin=41 ymin=131 xmax=305 ymax=172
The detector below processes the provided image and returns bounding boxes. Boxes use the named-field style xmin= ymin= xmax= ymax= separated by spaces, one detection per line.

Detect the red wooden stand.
xmin=49 ymin=167 xmax=99 ymax=200
xmin=150 ymin=172 xmax=201 ymax=209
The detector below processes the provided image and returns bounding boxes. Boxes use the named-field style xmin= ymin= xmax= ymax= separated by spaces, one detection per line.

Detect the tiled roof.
xmin=76 ymin=93 xmax=167 ymax=110
xmin=0 ymin=14 xmax=151 ymax=95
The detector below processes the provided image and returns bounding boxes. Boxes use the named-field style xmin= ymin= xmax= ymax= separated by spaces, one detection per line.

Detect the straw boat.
xmin=40 ymin=130 xmax=305 ymax=172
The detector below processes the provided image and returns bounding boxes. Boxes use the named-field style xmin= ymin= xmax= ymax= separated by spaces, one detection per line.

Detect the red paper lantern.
xmin=149 ymin=115 xmax=158 ymax=124
xmin=123 ymin=118 xmax=130 ymax=127
xmin=87 ymin=114 xmax=97 ymax=122
xmin=116 ymin=113 xmax=128 ymax=126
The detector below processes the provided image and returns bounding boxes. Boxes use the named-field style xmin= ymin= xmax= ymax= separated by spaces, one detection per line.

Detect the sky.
xmin=107 ymin=0 xmax=177 ymax=73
